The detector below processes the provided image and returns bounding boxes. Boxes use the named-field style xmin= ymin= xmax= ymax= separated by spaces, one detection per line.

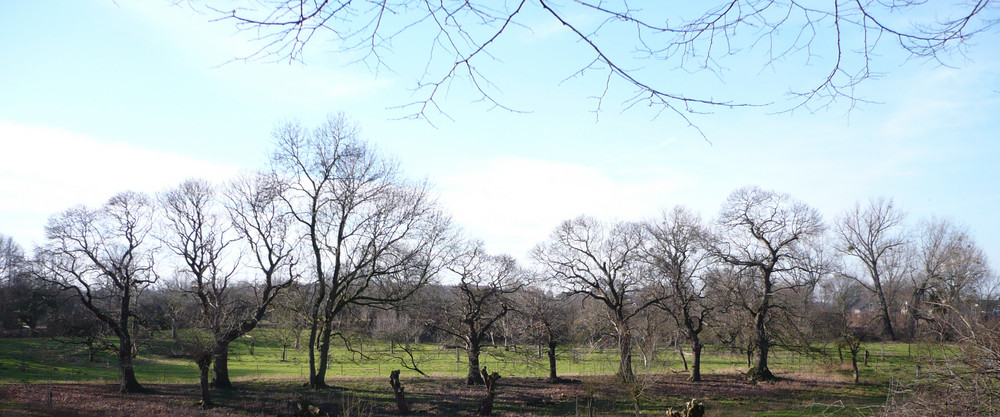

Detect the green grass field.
xmin=1 ymin=332 xmax=960 ymax=416
xmin=0 ymin=329 xmax=947 ymax=386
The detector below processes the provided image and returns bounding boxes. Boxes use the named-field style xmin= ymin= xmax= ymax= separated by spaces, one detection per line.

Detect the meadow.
xmin=0 ymin=331 xmax=950 ymax=416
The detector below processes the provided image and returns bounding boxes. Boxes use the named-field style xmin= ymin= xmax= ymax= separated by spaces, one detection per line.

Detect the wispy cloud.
xmin=0 ymin=121 xmax=239 ymax=246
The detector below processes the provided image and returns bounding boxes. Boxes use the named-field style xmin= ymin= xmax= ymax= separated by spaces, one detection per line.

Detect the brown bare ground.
xmin=0 ymin=372 xmax=878 ymax=416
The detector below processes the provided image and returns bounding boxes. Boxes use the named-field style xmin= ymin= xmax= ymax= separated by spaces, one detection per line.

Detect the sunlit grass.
xmin=0 ymin=329 xmax=945 ymax=389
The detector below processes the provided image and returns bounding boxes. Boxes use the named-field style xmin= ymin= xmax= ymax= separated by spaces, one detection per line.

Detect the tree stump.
xmin=389 ymin=370 xmax=410 ymax=415
xmin=666 ymin=399 xmax=705 ymax=417
xmin=476 ymin=366 xmax=501 ymax=416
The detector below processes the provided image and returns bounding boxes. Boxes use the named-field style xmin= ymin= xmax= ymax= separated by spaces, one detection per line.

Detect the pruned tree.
xmin=476 ymin=366 xmax=502 ymax=416
xmin=37 ymin=191 xmax=157 ymax=393
xmin=532 ymin=216 xmax=661 ymax=383
xmin=160 ymin=176 xmax=298 ymax=389
xmin=388 ymin=369 xmax=410 ymax=415
xmin=425 ymin=240 xmax=526 ymax=385
xmin=272 ymin=114 xmax=447 ymax=388
xmin=207 ymin=1 xmax=997 ymax=125
xmin=835 ymin=198 xmax=908 ymax=341
xmin=711 ymin=186 xmax=825 ymax=382
xmin=643 ymin=206 xmax=715 ymax=381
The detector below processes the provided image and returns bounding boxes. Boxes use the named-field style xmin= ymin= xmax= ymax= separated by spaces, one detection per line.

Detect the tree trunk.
xmin=281 ymin=345 xmax=287 ymax=362
xmin=617 ymin=324 xmax=635 ymax=383
xmin=313 ymin=322 xmax=333 ymax=388
xmin=690 ymin=342 xmax=702 ymax=382
xmin=477 ymin=367 xmax=501 ymax=416
xmin=308 ymin=322 xmax=321 ymax=388
xmin=874 ymin=282 xmax=897 ymax=341
xmin=117 ymin=339 xmax=143 ymax=393
xmin=677 ymin=342 xmax=688 ymax=371
xmin=467 ymin=339 xmax=485 ymax=385
xmin=212 ymin=342 xmax=232 ymax=389
xmin=547 ymin=341 xmax=558 ymax=382
xmin=198 ymin=361 xmax=213 ymax=409
xmin=747 ymin=309 xmax=774 ymax=382
xmin=850 ymin=351 xmax=860 ymax=384
xmin=389 ymin=370 xmax=410 ymax=415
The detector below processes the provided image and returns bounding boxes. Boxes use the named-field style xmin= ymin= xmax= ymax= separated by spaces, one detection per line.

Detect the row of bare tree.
xmin=1 ymin=116 xmax=993 ymax=397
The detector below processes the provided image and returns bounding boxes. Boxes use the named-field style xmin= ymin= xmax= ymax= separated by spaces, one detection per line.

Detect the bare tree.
xmin=265 ymin=282 xmax=313 ymax=361
xmin=0 ymin=234 xmax=24 ymax=288
xmin=835 ymin=198 xmax=908 ymax=341
xmin=160 ymin=177 xmax=298 ymax=389
xmin=425 ymin=240 xmax=526 ymax=385
xmin=0 ymin=234 xmax=20 ymax=330
xmin=37 ymin=192 xmax=157 ymax=393
xmin=514 ymin=286 xmax=572 ymax=383
xmin=910 ymin=217 xmax=991 ymax=340
xmin=207 ymin=1 xmax=996 ymax=125
xmin=644 ymin=206 xmax=714 ymax=381
xmin=532 ymin=216 xmax=660 ymax=383
xmin=272 ymin=114 xmax=446 ymax=388
xmin=711 ymin=186 xmax=825 ymax=382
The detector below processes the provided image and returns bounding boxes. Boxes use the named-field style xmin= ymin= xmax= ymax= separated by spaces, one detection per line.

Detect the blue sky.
xmin=1 ymin=1 xmax=998 ymax=269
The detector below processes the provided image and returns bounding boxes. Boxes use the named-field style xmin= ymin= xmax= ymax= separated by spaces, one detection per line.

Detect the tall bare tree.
xmin=712 ymin=186 xmax=825 ymax=381
xmin=533 ymin=216 xmax=660 ymax=383
xmin=272 ymin=114 xmax=446 ymax=388
xmin=38 ymin=192 xmax=157 ymax=393
xmin=160 ymin=175 xmax=299 ymax=389
xmin=835 ymin=198 xmax=907 ymax=341
xmin=644 ymin=206 xmax=714 ymax=381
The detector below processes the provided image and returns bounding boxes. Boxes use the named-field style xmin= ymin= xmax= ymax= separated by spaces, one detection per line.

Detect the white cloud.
xmin=437 ymin=157 xmax=687 ymax=260
xmin=0 ymin=121 xmax=238 ymax=247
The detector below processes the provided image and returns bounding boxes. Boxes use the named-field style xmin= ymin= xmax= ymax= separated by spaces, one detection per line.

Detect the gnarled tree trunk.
xmin=467 ymin=337 xmax=484 ymax=385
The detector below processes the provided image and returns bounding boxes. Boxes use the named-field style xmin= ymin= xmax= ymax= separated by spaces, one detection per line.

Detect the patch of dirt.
xmin=0 ymin=373 xmax=875 ymax=416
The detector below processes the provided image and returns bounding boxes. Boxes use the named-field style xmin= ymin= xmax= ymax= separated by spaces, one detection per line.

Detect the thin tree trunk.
xmin=677 ymin=342 xmax=688 ymax=371
xmin=199 ymin=362 xmax=213 ymax=409
xmin=547 ymin=341 xmax=558 ymax=382
xmin=307 ymin=323 xmax=320 ymax=388
xmin=851 ymin=350 xmax=860 ymax=384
